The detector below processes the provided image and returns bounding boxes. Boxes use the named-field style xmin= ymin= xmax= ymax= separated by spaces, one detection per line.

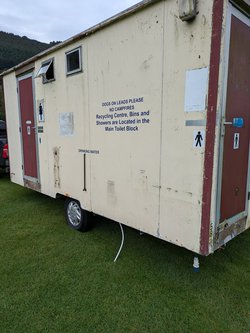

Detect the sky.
xmin=0 ymin=0 xmax=140 ymax=43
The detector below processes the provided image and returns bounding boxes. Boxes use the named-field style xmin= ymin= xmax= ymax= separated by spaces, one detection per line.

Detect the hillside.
xmin=0 ymin=31 xmax=60 ymax=120
xmin=0 ymin=31 xmax=58 ymax=71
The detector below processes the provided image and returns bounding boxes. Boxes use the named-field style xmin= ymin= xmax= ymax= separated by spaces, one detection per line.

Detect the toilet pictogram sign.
xmin=193 ymin=130 xmax=205 ymax=148
xmin=233 ymin=133 xmax=240 ymax=150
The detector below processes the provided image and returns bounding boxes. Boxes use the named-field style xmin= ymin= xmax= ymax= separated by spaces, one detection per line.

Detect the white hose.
xmin=114 ymin=223 xmax=124 ymax=262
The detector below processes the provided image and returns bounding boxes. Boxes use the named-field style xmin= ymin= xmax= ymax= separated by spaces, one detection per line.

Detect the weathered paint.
xmin=220 ymin=16 xmax=250 ymax=221
xmin=3 ymin=76 xmax=23 ymax=184
xmin=3 ymin=0 xmax=250 ymax=255
xmin=18 ymin=75 xmax=38 ymax=180
xmin=212 ymin=3 xmax=250 ymax=251
xmin=53 ymin=147 xmax=61 ymax=188
xmin=200 ymin=0 xmax=224 ymax=255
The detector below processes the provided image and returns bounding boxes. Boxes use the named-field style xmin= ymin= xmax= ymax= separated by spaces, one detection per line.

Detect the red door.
xmin=220 ymin=14 xmax=250 ymax=222
xmin=18 ymin=74 xmax=38 ymax=180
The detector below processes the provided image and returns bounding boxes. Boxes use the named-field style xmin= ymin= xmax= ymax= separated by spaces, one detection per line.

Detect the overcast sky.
xmin=0 ymin=0 xmax=140 ymax=43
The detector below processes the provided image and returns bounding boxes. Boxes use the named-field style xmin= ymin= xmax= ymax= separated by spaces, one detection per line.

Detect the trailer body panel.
xmin=3 ymin=0 xmax=250 ymax=255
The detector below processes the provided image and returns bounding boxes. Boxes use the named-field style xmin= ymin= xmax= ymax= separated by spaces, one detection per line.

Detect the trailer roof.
xmin=1 ymin=0 xmax=162 ymax=76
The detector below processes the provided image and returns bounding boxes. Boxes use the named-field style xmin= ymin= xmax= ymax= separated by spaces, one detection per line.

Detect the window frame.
xmin=36 ymin=58 xmax=55 ymax=84
xmin=65 ymin=46 xmax=82 ymax=76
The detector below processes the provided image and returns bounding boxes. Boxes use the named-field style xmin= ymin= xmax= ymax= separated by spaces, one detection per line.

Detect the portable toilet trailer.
xmin=2 ymin=0 xmax=250 ymax=255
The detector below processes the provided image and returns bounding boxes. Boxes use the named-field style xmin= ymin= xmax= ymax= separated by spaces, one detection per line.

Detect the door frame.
xmin=216 ymin=3 xmax=250 ymax=228
xmin=17 ymin=71 xmax=40 ymax=184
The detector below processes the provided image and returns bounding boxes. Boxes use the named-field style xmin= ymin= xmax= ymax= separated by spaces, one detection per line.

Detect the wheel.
xmin=65 ymin=198 xmax=92 ymax=232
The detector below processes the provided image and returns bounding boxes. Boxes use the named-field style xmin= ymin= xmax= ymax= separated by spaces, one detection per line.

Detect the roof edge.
xmin=1 ymin=0 xmax=162 ymax=77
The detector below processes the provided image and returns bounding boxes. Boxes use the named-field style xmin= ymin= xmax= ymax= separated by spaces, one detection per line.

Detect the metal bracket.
xmin=179 ymin=0 xmax=198 ymax=21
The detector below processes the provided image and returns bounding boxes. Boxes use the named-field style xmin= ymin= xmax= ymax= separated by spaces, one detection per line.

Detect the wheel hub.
xmin=67 ymin=201 xmax=81 ymax=226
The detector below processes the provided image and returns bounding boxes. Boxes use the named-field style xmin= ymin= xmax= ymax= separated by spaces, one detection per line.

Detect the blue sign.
xmin=233 ymin=118 xmax=244 ymax=128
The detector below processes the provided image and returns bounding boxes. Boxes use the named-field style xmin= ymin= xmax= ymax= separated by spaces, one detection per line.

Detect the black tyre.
xmin=65 ymin=198 xmax=92 ymax=232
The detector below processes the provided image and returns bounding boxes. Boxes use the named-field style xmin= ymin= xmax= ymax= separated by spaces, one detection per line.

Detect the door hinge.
xmin=248 ymin=192 xmax=250 ymax=200
xmin=21 ymin=165 xmax=24 ymax=170
xmin=19 ymin=127 xmax=21 ymax=133
xmin=17 ymin=87 xmax=19 ymax=94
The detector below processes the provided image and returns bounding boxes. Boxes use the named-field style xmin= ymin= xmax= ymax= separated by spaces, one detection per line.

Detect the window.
xmin=66 ymin=47 xmax=82 ymax=75
xmin=36 ymin=58 xmax=55 ymax=83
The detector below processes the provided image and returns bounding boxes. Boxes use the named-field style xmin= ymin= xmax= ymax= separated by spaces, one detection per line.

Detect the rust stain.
xmin=24 ymin=178 xmax=41 ymax=192
xmin=53 ymin=147 xmax=61 ymax=188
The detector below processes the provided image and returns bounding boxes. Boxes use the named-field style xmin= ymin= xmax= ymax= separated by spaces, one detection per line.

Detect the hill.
xmin=0 ymin=31 xmax=58 ymax=71
xmin=0 ymin=31 xmax=60 ymax=120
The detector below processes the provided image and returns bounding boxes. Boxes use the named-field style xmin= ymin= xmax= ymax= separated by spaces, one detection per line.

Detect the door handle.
xmin=221 ymin=118 xmax=232 ymax=136
xmin=223 ymin=118 xmax=244 ymax=127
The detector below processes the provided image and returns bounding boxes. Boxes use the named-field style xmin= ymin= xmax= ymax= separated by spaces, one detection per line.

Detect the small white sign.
xmin=59 ymin=112 xmax=74 ymax=136
xmin=184 ymin=67 xmax=208 ymax=112
xmin=37 ymin=99 xmax=45 ymax=122
xmin=233 ymin=133 xmax=240 ymax=150
xmin=193 ymin=130 xmax=205 ymax=148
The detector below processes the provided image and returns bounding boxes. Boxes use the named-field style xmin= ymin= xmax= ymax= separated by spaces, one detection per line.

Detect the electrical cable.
xmin=113 ymin=223 xmax=124 ymax=262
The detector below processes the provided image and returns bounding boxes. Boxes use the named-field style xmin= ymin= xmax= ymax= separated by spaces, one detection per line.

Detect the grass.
xmin=0 ymin=175 xmax=249 ymax=333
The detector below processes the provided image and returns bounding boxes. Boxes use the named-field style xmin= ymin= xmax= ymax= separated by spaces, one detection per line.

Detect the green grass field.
xmin=0 ymin=176 xmax=249 ymax=333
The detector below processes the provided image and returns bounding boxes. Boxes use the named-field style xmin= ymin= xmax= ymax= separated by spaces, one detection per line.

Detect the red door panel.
xmin=19 ymin=75 xmax=38 ymax=179
xmin=220 ymin=16 xmax=250 ymax=222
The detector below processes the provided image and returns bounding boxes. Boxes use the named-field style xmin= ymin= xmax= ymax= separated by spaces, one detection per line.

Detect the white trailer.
xmin=2 ymin=0 xmax=250 ymax=255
